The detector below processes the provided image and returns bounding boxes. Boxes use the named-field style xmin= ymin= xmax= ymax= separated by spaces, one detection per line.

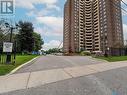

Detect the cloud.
xmin=26 ymin=8 xmax=51 ymax=17
xmin=16 ymin=0 xmax=34 ymax=9
xmin=35 ymin=27 xmax=63 ymax=37
xmin=122 ymin=0 xmax=127 ymax=3
xmin=35 ymin=16 xmax=63 ymax=37
xmin=46 ymin=4 xmax=60 ymax=11
xmin=16 ymin=0 xmax=59 ymax=10
xmin=43 ymin=40 xmax=62 ymax=50
xmin=26 ymin=5 xmax=61 ymax=17
xmin=36 ymin=16 xmax=63 ymax=28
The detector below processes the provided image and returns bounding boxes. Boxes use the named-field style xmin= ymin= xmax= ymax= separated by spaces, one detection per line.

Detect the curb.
xmin=7 ymin=56 xmax=39 ymax=76
xmin=91 ymin=57 xmax=108 ymax=63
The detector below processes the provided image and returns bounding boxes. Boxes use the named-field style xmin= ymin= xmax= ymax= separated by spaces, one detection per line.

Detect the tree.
xmin=33 ymin=32 xmax=44 ymax=52
xmin=45 ymin=48 xmax=61 ymax=54
xmin=0 ymin=32 xmax=3 ymax=42
xmin=17 ymin=21 xmax=34 ymax=53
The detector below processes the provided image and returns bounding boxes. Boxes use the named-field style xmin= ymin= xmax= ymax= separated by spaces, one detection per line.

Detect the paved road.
xmin=2 ymin=66 xmax=127 ymax=95
xmin=15 ymin=55 xmax=105 ymax=73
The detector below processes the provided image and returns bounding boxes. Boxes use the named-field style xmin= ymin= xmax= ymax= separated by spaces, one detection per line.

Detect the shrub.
xmin=91 ymin=51 xmax=104 ymax=57
xmin=80 ymin=51 xmax=91 ymax=56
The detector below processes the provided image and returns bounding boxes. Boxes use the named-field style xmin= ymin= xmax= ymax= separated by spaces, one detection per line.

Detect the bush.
xmin=91 ymin=51 xmax=104 ymax=57
xmin=80 ymin=51 xmax=91 ymax=56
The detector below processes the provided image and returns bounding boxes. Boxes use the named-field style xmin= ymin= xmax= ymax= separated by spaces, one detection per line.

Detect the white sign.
xmin=3 ymin=42 xmax=13 ymax=52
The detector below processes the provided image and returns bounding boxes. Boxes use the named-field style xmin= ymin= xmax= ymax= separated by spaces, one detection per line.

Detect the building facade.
xmin=63 ymin=0 xmax=124 ymax=55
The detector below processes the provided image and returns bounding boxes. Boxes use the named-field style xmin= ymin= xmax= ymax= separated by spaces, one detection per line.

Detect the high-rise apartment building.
xmin=63 ymin=0 xmax=124 ymax=55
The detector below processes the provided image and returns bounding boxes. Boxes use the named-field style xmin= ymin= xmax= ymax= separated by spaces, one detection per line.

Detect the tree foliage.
xmin=33 ymin=32 xmax=44 ymax=52
xmin=0 ymin=20 xmax=44 ymax=53
xmin=17 ymin=21 xmax=34 ymax=52
xmin=45 ymin=48 xmax=61 ymax=54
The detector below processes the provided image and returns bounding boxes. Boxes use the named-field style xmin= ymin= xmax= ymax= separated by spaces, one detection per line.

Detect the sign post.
xmin=3 ymin=42 xmax=13 ymax=64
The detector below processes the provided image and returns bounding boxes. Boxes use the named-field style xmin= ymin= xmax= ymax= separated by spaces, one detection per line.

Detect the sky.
xmin=8 ymin=0 xmax=66 ymax=50
xmin=122 ymin=0 xmax=127 ymax=42
xmin=1 ymin=0 xmax=127 ymax=50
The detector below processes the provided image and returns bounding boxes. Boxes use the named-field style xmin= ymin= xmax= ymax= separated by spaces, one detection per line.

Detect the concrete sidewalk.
xmin=0 ymin=61 xmax=127 ymax=94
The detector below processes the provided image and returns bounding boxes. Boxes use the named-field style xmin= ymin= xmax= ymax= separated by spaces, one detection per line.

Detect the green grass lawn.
xmin=0 ymin=55 xmax=38 ymax=76
xmin=96 ymin=56 xmax=127 ymax=62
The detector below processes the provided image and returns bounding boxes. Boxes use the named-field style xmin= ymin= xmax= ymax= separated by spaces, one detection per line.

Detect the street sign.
xmin=3 ymin=42 xmax=13 ymax=52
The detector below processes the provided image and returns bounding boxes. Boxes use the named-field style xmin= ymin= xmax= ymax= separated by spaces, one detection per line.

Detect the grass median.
xmin=96 ymin=56 xmax=127 ymax=62
xmin=0 ymin=55 xmax=38 ymax=76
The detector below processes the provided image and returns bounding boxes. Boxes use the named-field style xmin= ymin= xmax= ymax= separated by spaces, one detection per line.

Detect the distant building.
xmin=63 ymin=0 xmax=124 ymax=55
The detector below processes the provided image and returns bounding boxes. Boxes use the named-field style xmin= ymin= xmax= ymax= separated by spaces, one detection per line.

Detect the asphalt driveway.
xmin=15 ymin=55 xmax=105 ymax=73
